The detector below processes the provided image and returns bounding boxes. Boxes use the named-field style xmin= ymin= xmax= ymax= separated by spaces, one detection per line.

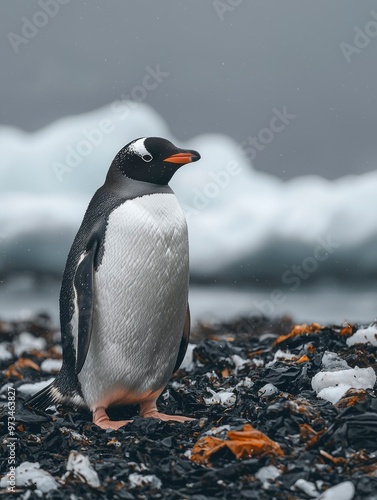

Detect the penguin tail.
xmin=27 ymin=377 xmax=85 ymax=411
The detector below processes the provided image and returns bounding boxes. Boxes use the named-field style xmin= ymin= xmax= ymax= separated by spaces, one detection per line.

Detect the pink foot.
xmin=139 ymin=401 xmax=194 ymax=422
xmin=143 ymin=411 xmax=194 ymax=422
xmin=93 ymin=407 xmax=132 ymax=430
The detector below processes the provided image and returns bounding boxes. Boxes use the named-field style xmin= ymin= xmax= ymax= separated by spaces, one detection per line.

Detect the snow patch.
xmin=0 ymin=343 xmax=12 ymax=360
xmin=312 ymin=366 xmax=376 ymax=404
xmin=318 ymin=481 xmax=355 ymax=500
xmin=128 ymin=473 xmax=162 ymax=489
xmin=231 ymin=354 xmax=249 ymax=373
xmin=236 ymin=377 xmax=254 ymax=390
xmin=255 ymin=465 xmax=281 ymax=489
xmin=18 ymin=378 xmax=54 ymax=396
xmin=62 ymin=451 xmax=100 ymax=488
xmin=40 ymin=359 xmax=63 ymax=373
xmin=321 ymin=351 xmax=350 ymax=371
xmin=258 ymin=383 xmax=279 ymax=398
xmin=204 ymin=425 xmax=231 ymax=437
xmin=251 ymin=357 xmax=264 ymax=367
xmin=0 ymin=462 xmax=58 ymax=493
xmin=204 ymin=387 xmax=236 ymax=406
xmin=14 ymin=332 xmax=46 ymax=357
xmin=347 ymin=324 xmax=377 ymax=347
xmin=266 ymin=349 xmax=297 ymax=367
xmin=294 ymin=478 xmax=318 ymax=498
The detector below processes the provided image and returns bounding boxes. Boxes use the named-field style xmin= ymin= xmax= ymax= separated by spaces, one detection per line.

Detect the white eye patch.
xmin=128 ymin=138 xmax=153 ymax=162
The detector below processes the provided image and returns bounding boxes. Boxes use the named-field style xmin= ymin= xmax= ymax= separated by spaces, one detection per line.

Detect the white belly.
xmin=77 ymin=193 xmax=189 ymax=409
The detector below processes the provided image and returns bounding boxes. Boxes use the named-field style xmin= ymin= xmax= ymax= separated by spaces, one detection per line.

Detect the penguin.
xmin=28 ymin=137 xmax=201 ymax=430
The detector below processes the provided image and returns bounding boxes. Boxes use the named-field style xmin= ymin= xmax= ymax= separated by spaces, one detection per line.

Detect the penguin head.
xmin=110 ymin=137 xmax=201 ymax=185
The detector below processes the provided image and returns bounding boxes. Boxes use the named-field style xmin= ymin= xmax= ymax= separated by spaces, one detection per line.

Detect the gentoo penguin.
xmin=29 ymin=137 xmax=200 ymax=430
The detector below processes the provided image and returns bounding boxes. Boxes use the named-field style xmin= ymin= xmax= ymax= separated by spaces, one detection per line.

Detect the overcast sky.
xmin=1 ymin=0 xmax=377 ymax=179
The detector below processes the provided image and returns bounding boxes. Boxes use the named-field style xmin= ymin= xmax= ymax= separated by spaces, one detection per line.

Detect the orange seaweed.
xmin=274 ymin=323 xmax=322 ymax=345
xmin=6 ymin=357 xmax=40 ymax=379
xmin=296 ymin=355 xmax=309 ymax=364
xmin=191 ymin=423 xmax=284 ymax=465
xmin=340 ymin=324 xmax=353 ymax=336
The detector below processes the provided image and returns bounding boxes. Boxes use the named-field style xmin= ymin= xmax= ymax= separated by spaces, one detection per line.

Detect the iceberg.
xmin=1 ymin=102 xmax=376 ymax=282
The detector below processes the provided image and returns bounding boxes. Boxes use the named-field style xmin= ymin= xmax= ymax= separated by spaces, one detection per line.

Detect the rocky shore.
xmin=0 ymin=313 xmax=376 ymax=499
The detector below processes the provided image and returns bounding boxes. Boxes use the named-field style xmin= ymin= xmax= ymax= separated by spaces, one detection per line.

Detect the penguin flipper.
xmin=74 ymin=237 xmax=99 ymax=375
xmin=173 ymin=305 xmax=191 ymax=373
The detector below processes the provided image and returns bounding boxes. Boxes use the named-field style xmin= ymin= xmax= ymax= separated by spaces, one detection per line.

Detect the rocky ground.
xmin=0 ymin=313 xmax=377 ymax=499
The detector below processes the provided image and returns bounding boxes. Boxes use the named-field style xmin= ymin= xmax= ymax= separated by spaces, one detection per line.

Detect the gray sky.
xmin=1 ymin=0 xmax=377 ymax=179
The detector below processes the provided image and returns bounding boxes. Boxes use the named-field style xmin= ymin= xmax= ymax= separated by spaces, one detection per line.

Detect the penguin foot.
xmin=93 ymin=407 xmax=132 ymax=430
xmin=144 ymin=411 xmax=194 ymax=423
xmin=140 ymin=401 xmax=194 ymax=422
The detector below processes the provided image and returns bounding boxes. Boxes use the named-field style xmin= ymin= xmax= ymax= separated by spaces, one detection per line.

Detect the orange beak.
xmin=163 ymin=153 xmax=195 ymax=164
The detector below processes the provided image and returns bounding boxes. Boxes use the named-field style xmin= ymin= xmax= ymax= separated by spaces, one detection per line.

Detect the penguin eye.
xmin=141 ymin=154 xmax=153 ymax=162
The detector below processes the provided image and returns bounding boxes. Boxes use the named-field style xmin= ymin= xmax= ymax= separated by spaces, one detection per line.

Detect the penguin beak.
xmin=163 ymin=150 xmax=201 ymax=164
